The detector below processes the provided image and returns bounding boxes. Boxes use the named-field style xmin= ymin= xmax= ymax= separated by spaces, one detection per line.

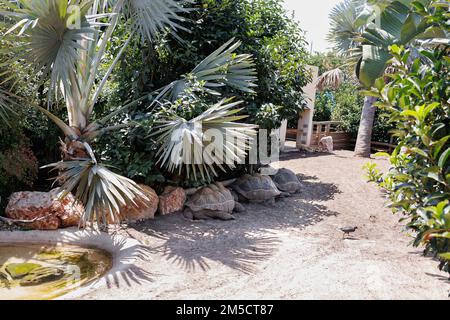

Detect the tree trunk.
xmin=60 ymin=136 xmax=89 ymax=161
xmin=354 ymin=96 xmax=377 ymax=158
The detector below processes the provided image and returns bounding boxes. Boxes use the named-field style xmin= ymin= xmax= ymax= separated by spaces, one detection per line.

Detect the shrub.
xmin=313 ymin=91 xmax=334 ymax=122
xmin=330 ymin=82 xmax=364 ymax=134
xmin=309 ymin=52 xmax=393 ymax=143
xmin=254 ymin=103 xmax=283 ymax=131
xmin=0 ymin=123 xmax=38 ymax=212
xmin=368 ymin=41 xmax=450 ymax=273
xmin=100 ymin=0 xmax=311 ymax=186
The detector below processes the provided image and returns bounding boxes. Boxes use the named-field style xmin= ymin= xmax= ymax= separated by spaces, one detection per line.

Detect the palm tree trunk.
xmin=354 ymin=96 xmax=377 ymax=157
xmin=60 ymin=136 xmax=89 ymax=161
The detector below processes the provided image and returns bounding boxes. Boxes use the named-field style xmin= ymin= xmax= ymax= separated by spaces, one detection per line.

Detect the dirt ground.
xmin=81 ymin=149 xmax=450 ymax=300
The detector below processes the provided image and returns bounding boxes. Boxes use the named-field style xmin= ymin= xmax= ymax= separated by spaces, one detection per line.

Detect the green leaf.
xmin=426 ymin=172 xmax=444 ymax=184
xmin=409 ymin=147 xmax=428 ymax=158
xmin=358 ymin=45 xmax=392 ymax=88
xmin=401 ymin=110 xmax=420 ymax=120
xmin=374 ymin=78 xmax=385 ymax=91
xmin=438 ymin=148 xmax=450 ymax=168
xmin=439 ymin=253 xmax=450 ymax=260
xmin=374 ymin=152 xmax=391 ymax=158
xmin=433 ymin=135 xmax=450 ymax=159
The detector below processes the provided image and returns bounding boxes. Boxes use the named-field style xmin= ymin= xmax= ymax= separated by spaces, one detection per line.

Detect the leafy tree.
xmin=0 ymin=0 xmax=257 ymax=226
xmin=99 ymin=0 xmax=311 ymax=185
xmin=325 ymin=0 xmax=445 ymax=157
xmin=313 ymin=91 xmax=334 ymax=122
xmin=105 ymin=0 xmax=311 ymax=114
xmin=0 ymin=119 xmax=38 ymax=212
xmin=367 ymin=2 xmax=450 ymax=273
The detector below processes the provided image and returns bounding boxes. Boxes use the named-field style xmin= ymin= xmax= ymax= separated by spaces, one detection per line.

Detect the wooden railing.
xmin=286 ymin=121 xmax=397 ymax=152
xmin=311 ymin=121 xmax=353 ymax=149
xmin=370 ymin=136 xmax=396 ymax=153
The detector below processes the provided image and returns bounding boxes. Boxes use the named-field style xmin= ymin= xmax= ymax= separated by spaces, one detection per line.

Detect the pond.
xmin=0 ymin=244 xmax=112 ymax=300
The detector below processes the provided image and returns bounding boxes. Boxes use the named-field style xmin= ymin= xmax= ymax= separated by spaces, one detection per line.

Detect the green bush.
xmin=254 ymin=103 xmax=283 ymax=131
xmin=369 ymin=40 xmax=450 ymax=273
xmin=309 ymin=52 xmax=393 ymax=143
xmin=99 ymin=0 xmax=311 ymax=186
xmin=0 ymin=122 xmax=38 ymax=212
xmin=330 ymin=82 xmax=364 ymax=134
xmin=313 ymin=91 xmax=334 ymax=122
xmin=1 ymin=21 xmax=62 ymax=194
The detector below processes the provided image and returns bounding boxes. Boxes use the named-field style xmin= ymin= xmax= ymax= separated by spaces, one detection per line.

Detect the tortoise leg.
xmin=230 ymin=189 xmax=240 ymax=202
xmin=235 ymin=192 xmax=248 ymax=203
xmin=233 ymin=202 xmax=246 ymax=213
xmin=264 ymin=198 xmax=276 ymax=206
xmin=183 ymin=208 xmax=195 ymax=220
xmin=184 ymin=208 xmax=211 ymax=221
xmin=202 ymin=210 xmax=235 ymax=221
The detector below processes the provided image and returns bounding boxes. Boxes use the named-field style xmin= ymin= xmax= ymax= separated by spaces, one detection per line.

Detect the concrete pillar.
xmin=296 ymin=65 xmax=319 ymax=149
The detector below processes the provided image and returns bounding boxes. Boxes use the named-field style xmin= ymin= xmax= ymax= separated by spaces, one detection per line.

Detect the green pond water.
xmin=0 ymin=244 xmax=112 ymax=300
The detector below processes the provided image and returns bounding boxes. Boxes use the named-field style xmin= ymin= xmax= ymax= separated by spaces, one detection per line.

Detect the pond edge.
xmin=0 ymin=228 xmax=143 ymax=300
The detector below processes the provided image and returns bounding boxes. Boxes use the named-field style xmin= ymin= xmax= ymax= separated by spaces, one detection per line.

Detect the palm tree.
xmin=325 ymin=0 xmax=439 ymax=157
xmin=327 ymin=0 xmax=369 ymax=55
xmin=0 ymin=0 xmax=257 ymax=226
xmin=326 ymin=0 xmax=376 ymax=157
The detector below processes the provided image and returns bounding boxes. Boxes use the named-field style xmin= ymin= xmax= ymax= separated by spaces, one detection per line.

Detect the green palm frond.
xmin=154 ymin=38 xmax=257 ymax=103
xmin=121 ymin=0 xmax=191 ymax=42
xmin=357 ymin=0 xmax=435 ymax=87
xmin=0 ymin=89 xmax=16 ymax=124
xmin=154 ymin=99 xmax=257 ymax=181
xmin=327 ymin=0 xmax=370 ymax=54
xmin=43 ymin=143 xmax=150 ymax=227
xmin=0 ymin=0 xmax=105 ymax=98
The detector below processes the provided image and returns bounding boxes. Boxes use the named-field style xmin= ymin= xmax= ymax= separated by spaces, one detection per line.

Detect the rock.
xmin=37 ymin=248 xmax=87 ymax=265
xmin=119 ymin=185 xmax=159 ymax=222
xmin=319 ymin=136 xmax=334 ymax=152
xmin=158 ymin=186 xmax=186 ymax=215
xmin=5 ymin=189 xmax=84 ymax=230
xmin=0 ymin=270 xmax=9 ymax=288
xmin=19 ymin=267 xmax=64 ymax=286
xmin=5 ymin=263 xmax=41 ymax=279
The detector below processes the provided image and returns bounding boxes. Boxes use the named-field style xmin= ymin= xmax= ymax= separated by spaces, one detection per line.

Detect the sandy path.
xmin=81 ymin=150 xmax=450 ymax=300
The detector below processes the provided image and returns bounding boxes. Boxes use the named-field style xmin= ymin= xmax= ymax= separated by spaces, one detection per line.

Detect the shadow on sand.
xmin=128 ymin=172 xmax=341 ymax=274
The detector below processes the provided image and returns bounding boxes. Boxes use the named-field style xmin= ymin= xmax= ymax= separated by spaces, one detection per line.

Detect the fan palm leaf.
xmin=154 ymin=99 xmax=257 ymax=181
xmin=154 ymin=38 xmax=257 ymax=103
xmin=357 ymin=0 xmax=436 ymax=87
xmin=0 ymin=0 xmax=105 ymax=103
xmin=0 ymin=88 xmax=16 ymax=124
xmin=121 ymin=0 xmax=191 ymax=42
xmin=43 ymin=143 xmax=150 ymax=227
xmin=316 ymin=68 xmax=345 ymax=91
xmin=327 ymin=0 xmax=370 ymax=54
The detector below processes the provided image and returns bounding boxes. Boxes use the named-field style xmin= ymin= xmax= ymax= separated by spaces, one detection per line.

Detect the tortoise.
xmin=231 ymin=174 xmax=289 ymax=205
xmin=271 ymin=168 xmax=302 ymax=194
xmin=184 ymin=183 xmax=245 ymax=221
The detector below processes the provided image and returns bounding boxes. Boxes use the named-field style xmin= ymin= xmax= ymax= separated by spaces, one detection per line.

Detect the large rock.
xmin=118 ymin=185 xmax=159 ymax=222
xmin=319 ymin=136 xmax=334 ymax=152
xmin=5 ymin=189 xmax=84 ymax=230
xmin=5 ymin=263 xmax=41 ymax=279
xmin=158 ymin=186 xmax=186 ymax=215
xmin=19 ymin=267 xmax=64 ymax=286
